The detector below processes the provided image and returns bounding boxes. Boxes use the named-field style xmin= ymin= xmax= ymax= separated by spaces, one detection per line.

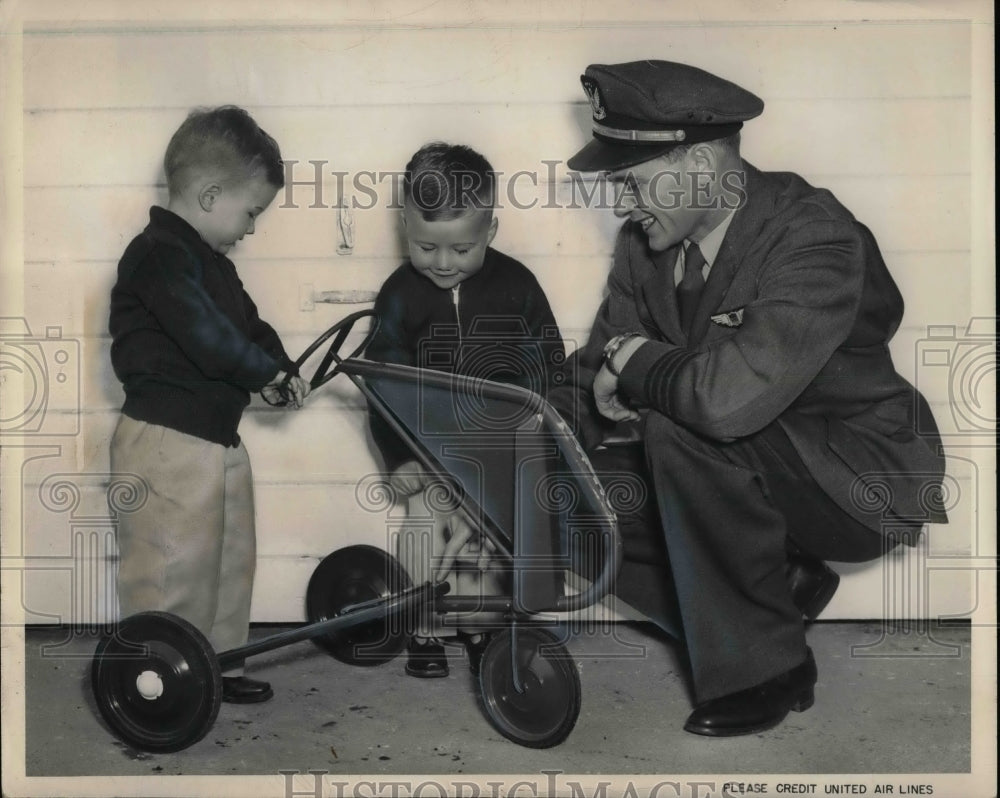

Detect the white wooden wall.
xmin=2 ymin=1 xmax=993 ymax=626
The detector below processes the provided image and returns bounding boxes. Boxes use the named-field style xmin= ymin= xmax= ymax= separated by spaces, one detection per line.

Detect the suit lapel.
xmin=640 ymin=245 xmax=686 ymax=344
xmin=688 ymin=163 xmax=774 ymax=343
xmin=688 ymin=233 xmax=739 ymax=343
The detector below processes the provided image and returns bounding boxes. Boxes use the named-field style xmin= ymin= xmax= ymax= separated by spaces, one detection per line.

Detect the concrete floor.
xmin=18 ymin=620 xmax=972 ymax=782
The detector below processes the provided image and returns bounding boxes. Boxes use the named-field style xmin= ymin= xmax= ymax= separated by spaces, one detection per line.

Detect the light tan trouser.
xmin=110 ymin=415 xmax=256 ymax=675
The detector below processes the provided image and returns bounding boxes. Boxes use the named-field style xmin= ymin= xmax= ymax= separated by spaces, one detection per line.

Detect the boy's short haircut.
xmin=403 ymin=142 xmax=496 ymax=220
xmin=164 ymin=106 xmax=285 ymax=197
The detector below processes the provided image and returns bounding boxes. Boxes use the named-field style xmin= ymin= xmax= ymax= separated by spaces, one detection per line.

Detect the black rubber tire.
xmin=305 ymin=545 xmax=412 ymax=665
xmin=91 ymin=611 xmax=221 ymax=753
xmin=478 ymin=626 xmax=582 ymax=748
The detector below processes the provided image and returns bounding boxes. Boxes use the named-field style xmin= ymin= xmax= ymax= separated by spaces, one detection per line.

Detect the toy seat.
xmin=343 ymin=359 xmax=622 ymax=615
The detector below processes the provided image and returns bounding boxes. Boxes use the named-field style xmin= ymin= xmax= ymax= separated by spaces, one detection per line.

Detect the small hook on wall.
xmin=337 ymin=200 xmax=355 ymax=255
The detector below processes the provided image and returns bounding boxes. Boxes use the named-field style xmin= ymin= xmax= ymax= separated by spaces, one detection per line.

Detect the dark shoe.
xmin=787 ymin=556 xmax=840 ymax=620
xmin=222 ymin=676 xmax=273 ymax=704
xmin=405 ymin=639 xmax=449 ymax=678
xmin=459 ymin=633 xmax=491 ymax=675
xmin=683 ymin=648 xmax=817 ymax=737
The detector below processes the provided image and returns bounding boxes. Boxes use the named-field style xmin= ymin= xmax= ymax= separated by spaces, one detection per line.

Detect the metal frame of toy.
xmin=91 ymin=310 xmax=622 ymax=752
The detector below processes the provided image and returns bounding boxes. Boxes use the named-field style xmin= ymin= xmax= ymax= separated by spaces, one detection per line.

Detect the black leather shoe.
xmin=787 ymin=556 xmax=840 ymax=620
xmin=683 ymin=648 xmax=817 ymax=737
xmin=222 ymin=676 xmax=273 ymax=704
xmin=405 ymin=639 xmax=449 ymax=678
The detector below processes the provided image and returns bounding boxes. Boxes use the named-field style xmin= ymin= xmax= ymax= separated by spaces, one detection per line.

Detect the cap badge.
xmin=581 ymin=77 xmax=607 ymax=120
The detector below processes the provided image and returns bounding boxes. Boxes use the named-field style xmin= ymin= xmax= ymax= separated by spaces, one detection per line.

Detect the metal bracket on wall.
xmin=314 ymin=290 xmax=378 ymax=305
xmin=337 ymin=202 xmax=355 ymax=255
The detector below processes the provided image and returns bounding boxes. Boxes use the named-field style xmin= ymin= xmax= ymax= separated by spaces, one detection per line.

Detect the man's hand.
xmin=593 ymin=364 xmax=640 ymax=422
xmin=389 ymin=460 xmax=429 ymax=496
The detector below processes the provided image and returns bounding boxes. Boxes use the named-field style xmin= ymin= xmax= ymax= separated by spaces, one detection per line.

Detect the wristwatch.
xmin=602 ymin=332 xmax=644 ymax=377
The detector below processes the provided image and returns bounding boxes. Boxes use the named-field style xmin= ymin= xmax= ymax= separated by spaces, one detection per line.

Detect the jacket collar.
xmin=147 ymin=206 xmax=217 ymax=261
xmin=693 ymin=208 xmax=736 ymax=267
xmin=464 ymin=246 xmax=500 ymax=286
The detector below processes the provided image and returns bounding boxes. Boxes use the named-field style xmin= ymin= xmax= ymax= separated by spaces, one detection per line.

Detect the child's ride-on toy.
xmin=91 ymin=310 xmax=622 ymax=752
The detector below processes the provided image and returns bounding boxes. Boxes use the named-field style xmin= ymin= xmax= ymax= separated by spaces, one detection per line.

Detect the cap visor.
xmin=566 ymin=137 xmax=680 ymax=173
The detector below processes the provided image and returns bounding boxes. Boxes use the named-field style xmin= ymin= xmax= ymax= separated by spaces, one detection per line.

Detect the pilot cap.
xmin=567 ymin=60 xmax=764 ymax=172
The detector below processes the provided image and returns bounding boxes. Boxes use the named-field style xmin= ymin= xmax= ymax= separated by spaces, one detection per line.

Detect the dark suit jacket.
xmin=555 ymin=161 xmax=947 ymax=533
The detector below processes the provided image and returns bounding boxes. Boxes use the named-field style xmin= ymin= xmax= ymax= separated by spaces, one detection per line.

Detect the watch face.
xmin=605 ymin=333 xmax=630 ymax=354
xmin=604 ymin=332 xmax=643 ymax=376
xmin=603 ymin=335 xmax=625 ymax=376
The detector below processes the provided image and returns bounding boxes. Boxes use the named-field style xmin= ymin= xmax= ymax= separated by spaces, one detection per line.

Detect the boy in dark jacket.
xmin=366 ymin=142 xmax=564 ymax=677
xmin=109 ymin=106 xmax=309 ymax=704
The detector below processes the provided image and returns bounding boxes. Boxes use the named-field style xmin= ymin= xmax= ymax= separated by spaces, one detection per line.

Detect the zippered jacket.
xmin=365 ymin=246 xmax=564 ymax=470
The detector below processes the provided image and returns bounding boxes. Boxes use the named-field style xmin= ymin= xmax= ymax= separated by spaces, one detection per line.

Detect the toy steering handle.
xmin=266 ymin=310 xmax=379 ymax=406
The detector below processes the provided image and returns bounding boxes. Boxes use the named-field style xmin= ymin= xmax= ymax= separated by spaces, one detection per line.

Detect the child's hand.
xmin=263 ymin=371 xmax=311 ymax=408
xmin=390 ymin=460 xmax=429 ymax=496
xmin=286 ymin=375 xmax=311 ymax=408
xmin=433 ymin=507 xmax=493 ymax=581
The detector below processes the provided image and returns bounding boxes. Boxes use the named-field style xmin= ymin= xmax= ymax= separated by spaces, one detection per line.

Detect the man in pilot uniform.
xmin=555 ymin=60 xmax=947 ymax=736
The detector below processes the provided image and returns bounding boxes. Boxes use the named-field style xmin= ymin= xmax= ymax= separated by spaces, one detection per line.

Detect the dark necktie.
xmin=676 ymin=242 xmax=707 ymax=337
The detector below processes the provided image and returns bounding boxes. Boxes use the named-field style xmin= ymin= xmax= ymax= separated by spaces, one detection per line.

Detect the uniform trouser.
xmin=644 ymin=412 xmax=895 ymax=703
xmin=110 ymin=415 xmax=256 ymax=676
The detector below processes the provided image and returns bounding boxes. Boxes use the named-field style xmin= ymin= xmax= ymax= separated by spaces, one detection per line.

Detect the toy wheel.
xmin=306 ymin=544 xmax=412 ymax=666
xmin=478 ymin=627 xmax=581 ymax=748
xmin=91 ymin=611 xmax=221 ymax=753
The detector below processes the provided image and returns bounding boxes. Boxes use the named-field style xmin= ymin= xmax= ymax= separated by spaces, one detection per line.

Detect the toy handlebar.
xmin=263 ymin=309 xmax=380 ymax=407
